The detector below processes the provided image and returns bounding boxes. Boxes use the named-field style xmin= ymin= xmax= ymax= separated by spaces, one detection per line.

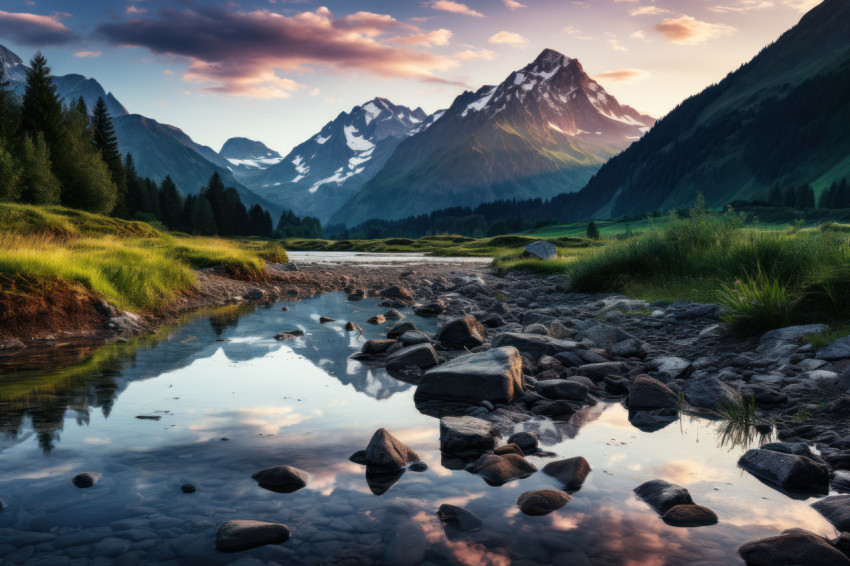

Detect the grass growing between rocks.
xmin=0 ymin=204 xmax=288 ymax=312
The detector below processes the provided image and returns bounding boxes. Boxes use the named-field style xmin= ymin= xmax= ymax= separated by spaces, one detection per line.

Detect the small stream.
xmin=0 ymin=290 xmax=838 ymax=565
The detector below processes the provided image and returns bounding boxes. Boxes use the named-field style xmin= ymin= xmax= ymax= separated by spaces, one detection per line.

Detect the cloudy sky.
xmin=0 ymin=0 xmax=820 ymax=154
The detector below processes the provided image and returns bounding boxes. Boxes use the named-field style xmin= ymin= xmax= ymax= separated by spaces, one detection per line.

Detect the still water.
xmin=0 ymin=293 xmax=837 ymax=565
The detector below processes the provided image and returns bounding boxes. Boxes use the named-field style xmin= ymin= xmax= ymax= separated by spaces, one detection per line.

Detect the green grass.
xmin=0 ymin=204 xmax=288 ymax=311
xmin=806 ymin=324 xmax=850 ymax=351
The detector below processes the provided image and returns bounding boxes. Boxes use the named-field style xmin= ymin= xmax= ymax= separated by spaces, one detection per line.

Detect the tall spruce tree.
xmin=191 ymin=196 xmax=217 ymax=235
xmin=586 ymin=221 xmax=600 ymax=240
xmin=0 ymin=137 xmax=21 ymax=201
xmin=158 ymin=175 xmax=183 ymax=229
xmin=19 ymin=133 xmax=60 ymax=205
xmin=0 ymin=66 xmax=19 ymax=142
xmin=92 ymin=97 xmax=127 ymax=216
xmin=58 ymin=101 xmax=117 ymax=213
xmin=21 ymin=53 xmax=65 ymax=162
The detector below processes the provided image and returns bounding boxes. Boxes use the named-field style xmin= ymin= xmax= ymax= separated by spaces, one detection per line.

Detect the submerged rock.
xmin=634 ymin=479 xmax=694 ymax=514
xmin=72 ymin=472 xmax=102 ymax=488
xmin=542 ymin=457 xmax=591 ymax=490
xmin=415 ymin=346 xmax=523 ymax=404
xmin=215 ymin=520 xmax=291 ymax=553
xmin=661 ymin=504 xmax=718 ymax=527
xmin=468 ymin=453 xmax=537 ymax=485
xmin=517 ymin=489 xmax=570 ymax=515
xmin=440 ymin=416 xmax=497 ymax=456
xmin=738 ymin=449 xmax=829 ymax=492
xmin=251 ymin=465 xmax=309 ymax=493
xmin=365 ymin=428 xmax=420 ymax=472
xmin=438 ymin=504 xmax=482 ymax=531
xmin=738 ymin=528 xmax=850 ymax=566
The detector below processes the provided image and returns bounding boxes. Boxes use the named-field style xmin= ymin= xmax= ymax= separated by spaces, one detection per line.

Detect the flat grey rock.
xmin=738 ymin=448 xmax=829 ymax=492
xmin=251 ymin=465 xmax=308 ymax=493
xmin=524 ymin=240 xmax=557 ymax=260
xmin=634 ymin=479 xmax=694 ymax=514
xmin=215 ymin=520 xmax=290 ymax=553
xmin=818 ymin=336 xmax=850 ymax=361
xmin=440 ymin=416 xmax=497 ymax=456
xmin=416 ymin=346 xmax=523 ymax=404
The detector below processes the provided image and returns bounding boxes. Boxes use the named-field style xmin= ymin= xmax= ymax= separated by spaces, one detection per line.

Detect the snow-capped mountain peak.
xmin=0 ymin=45 xmax=27 ymax=82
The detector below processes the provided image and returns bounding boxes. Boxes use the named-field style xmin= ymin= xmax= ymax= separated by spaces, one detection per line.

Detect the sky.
xmin=0 ymin=0 xmax=821 ymax=155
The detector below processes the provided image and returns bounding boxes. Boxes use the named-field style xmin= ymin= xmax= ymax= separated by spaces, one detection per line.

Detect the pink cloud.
xmin=0 ymin=10 xmax=76 ymax=45
xmin=592 ymin=68 xmax=649 ymax=83
xmin=655 ymin=15 xmax=737 ymax=44
xmin=503 ymin=0 xmax=527 ymax=9
xmin=428 ymin=1 xmax=485 ymax=17
xmin=96 ymin=6 xmax=464 ymax=98
xmin=74 ymin=51 xmax=101 ymax=58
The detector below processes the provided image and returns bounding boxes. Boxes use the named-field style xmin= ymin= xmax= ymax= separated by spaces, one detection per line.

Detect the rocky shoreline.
xmin=3 ymin=259 xmax=850 ymax=562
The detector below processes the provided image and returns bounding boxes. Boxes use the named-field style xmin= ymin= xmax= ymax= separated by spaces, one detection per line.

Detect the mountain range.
xmin=560 ymin=0 xmax=850 ymax=220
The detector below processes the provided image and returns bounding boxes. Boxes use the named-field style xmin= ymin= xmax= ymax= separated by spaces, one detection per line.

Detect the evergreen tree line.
xmin=275 ymin=210 xmax=322 ymax=239
xmin=0 ymin=51 xmax=281 ymax=239
xmin=0 ymin=53 xmax=123 ymax=214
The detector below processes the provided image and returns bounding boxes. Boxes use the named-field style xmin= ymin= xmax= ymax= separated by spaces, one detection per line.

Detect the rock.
xmin=181 ymin=484 xmax=196 ymax=493
xmin=366 ymin=468 xmax=405 ymax=495
xmin=440 ymin=416 xmax=497 ymax=456
xmin=578 ymin=323 xmax=633 ymax=349
xmin=628 ymin=375 xmax=679 ymax=410
xmin=554 ymin=351 xmax=584 ymax=368
xmin=367 ymin=314 xmax=386 ymax=324
xmin=0 ymin=338 xmax=25 ymax=350
xmin=761 ymin=441 xmax=825 ymax=464
xmin=409 ymin=461 xmax=428 ymax=472
xmin=648 ymin=356 xmax=691 ymax=380
xmin=524 ymin=240 xmax=557 ymax=260
xmin=280 ymin=306 xmax=289 ymax=311
xmin=517 ymin=489 xmax=570 ymax=515
xmin=574 ymin=362 xmax=625 ymax=379
xmin=628 ymin=409 xmax=678 ymax=432
xmin=344 ymin=322 xmax=362 ymax=332
xmin=524 ymin=323 xmax=550 ymax=336
xmin=399 ymin=331 xmax=432 ymax=346
xmin=609 ymin=338 xmax=648 ymax=359
xmin=813 ymin=495 xmax=850 ymax=531
xmin=383 ymin=521 xmax=427 ymax=566
xmin=413 ymin=302 xmax=444 ymax=317
xmin=349 ymin=450 xmax=368 ymax=465
xmin=683 ymin=375 xmax=743 ymax=410
xmin=738 ymin=449 xmax=829 ymax=492
xmin=416 ymin=347 xmax=523 ymax=405
xmin=491 ymin=332 xmax=578 ymax=360
xmin=661 ymin=504 xmax=718 ymax=527
xmin=435 ymin=315 xmax=487 ymax=349
xmin=634 ymin=479 xmax=694 ymax=514
xmin=384 ymin=309 xmax=404 ymax=320
xmin=365 ymin=428 xmax=420 ymax=472
xmin=387 ymin=321 xmax=418 ymax=339
xmin=215 ymin=520 xmax=291 ymax=553
xmin=760 ymin=324 xmax=826 ymax=343
xmin=347 ymin=293 xmax=363 ymax=301
xmin=319 ymin=316 xmax=335 ymax=323
xmin=508 ymin=431 xmax=539 ymax=454
xmin=72 ymin=472 xmax=101 ymax=488
xmin=542 ymin=457 xmax=591 ymax=490
xmin=494 ymin=443 xmax=524 ymax=456
xmin=251 ymin=465 xmax=309 ymax=493
xmin=379 ymin=285 xmax=414 ymax=302
xmin=385 ymin=344 xmax=439 ymax=372
xmin=536 ymin=379 xmax=589 ymax=401
xmin=818 ymin=336 xmax=850 ymax=361
xmin=740 ymin=384 xmax=786 ymax=406
xmin=438 ymin=504 xmax=482 ymax=531
xmin=361 ymin=339 xmax=398 ymax=355
xmin=739 ymin=528 xmax=850 ymax=566
xmin=274 ymin=330 xmax=304 ymax=340
xmin=469 ymin=453 xmax=537 ymax=485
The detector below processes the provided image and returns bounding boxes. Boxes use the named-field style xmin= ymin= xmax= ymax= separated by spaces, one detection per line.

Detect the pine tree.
xmin=91 ymin=97 xmax=127 ymax=216
xmin=0 ymin=137 xmax=21 ymax=201
xmin=0 ymin=66 xmax=19 ymax=142
xmin=191 ymin=196 xmax=217 ymax=235
xmin=21 ymin=53 xmax=65 ymax=162
xmin=586 ymin=221 xmax=600 ymax=240
xmin=158 ymin=175 xmax=183 ymax=229
xmin=19 ymin=132 xmax=60 ymax=205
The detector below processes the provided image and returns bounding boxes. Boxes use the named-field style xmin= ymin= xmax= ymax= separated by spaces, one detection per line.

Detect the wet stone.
xmin=439 ymin=416 xmax=497 ymax=456
xmin=738 ymin=528 xmax=850 ymax=566
xmin=813 ymin=495 xmax=850 ymax=531
xmin=629 ymin=375 xmax=679 ymax=410
xmin=438 ymin=504 xmax=482 ymax=532
xmin=385 ymin=344 xmax=439 ymax=372
xmin=72 ymin=472 xmax=102 ymax=488
xmin=542 ymin=456 xmax=591 ymax=490
xmin=662 ymin=504 xmax=719 ymax=527
xmin=634 ymin=479 xmax=695 ymax=514
xmin=468 ymin=453 xmax=538 ymax=485
xmin=251 ymin=465 xmax=309 ymax=493
xmin=215 ymin=520 xmax=291 ymax=553
xmin=738 ymin=449 xmax=829 ymax=492
xmin=365 ymin=428 xmax=420 ymax=472
xmin=517 ymin=489 xmax=570 ymax=515
xmin=508 ymin=431 xmax=539 ymax=454
xmin=180 ymin=484 xmax=196 ymax=493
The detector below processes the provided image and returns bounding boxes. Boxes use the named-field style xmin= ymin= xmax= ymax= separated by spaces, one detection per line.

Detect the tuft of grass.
xmin=805 ymin=324 xmax=850 ymax=351
xmin=717 ymin=268 xmax=796 ymax=332
xmin=0 ymin=204 xmax=287 ymax=311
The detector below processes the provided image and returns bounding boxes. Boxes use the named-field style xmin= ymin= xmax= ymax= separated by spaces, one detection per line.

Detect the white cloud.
xmin=488 ymin=30 xmax=529 ymax=46
xmin=655 ymin=15 xmax=737 ymax=45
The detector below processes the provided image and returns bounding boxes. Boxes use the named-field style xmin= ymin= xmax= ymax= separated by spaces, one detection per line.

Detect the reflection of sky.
xmin=0 ymin=292 xmax=839 ymax=564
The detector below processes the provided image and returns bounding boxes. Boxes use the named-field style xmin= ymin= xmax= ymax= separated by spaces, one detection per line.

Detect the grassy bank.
xmin=0 ymin=204 xmax=287 ymax=312
xmin=496 ymin=204 xmax=850 ymax=332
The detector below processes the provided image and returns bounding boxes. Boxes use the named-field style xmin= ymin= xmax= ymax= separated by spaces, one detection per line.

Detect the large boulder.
xmin=628 ymin=376 xmax=679 ymax=410
xmin=661 ymin=504 xmax=718 ymax=527
xmin=361 ymin=339 xmax=398 ymax=355
xmin=365 ymin=428 xmax=420 ymax=472
xmin=524 ymin=240 xmax=557 ymax=260
xmin=215 ymin=520 xmax=291 ymax=553
xmin=516 ymin=489 xmax=570 ymax=515
xmin=385 ymin=344 xmax=439 ymax=372
xmin=468 ymin=453 xmax=537 ymax=485
xmin=542 ymin=457 xmax=591 ymax=490
xmin=648 ymin=357 xmax=691 ymax=380
xmin=251 ymin=465 xmax=309 ymax=493
xmin=813 ymin=495 xmax=850 ymax=531
xmin=536 ymin=379 xmax=589 ymax=401
xmin=634 ymin=479 xmax=694 ymax=514
xmin=738 ymin=528 xmax=850 ymax=566
xmin=491 ymin=332 xmax=578 ymax=360
xmin=818 ymin=336 xmax=850 ymax=361
xmin=415 ymin=346 xmax=523 ymax=404
xmin=574 ymin=362 xmax=624 ymax=379
xmin=435 ymin=315 xmax=487 ymax=349
xmin=440 ymin=416 xmax=498 ymax=456
xmin=387 ymin=321 xmax=418 ymax=339
xmin=760 ymin=324 xmax=826 ymax=343
xmin=683 ymin=375 xmax=743 ymax=410
xmin=738 ymin=449 xmax=829 ymax=492
xmin=380 ymin=285 xmax=414 ymax=302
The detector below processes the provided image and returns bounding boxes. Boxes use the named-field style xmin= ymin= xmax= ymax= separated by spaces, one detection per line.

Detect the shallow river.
xmin=0 ymin=292 xmax=838 ymax=565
